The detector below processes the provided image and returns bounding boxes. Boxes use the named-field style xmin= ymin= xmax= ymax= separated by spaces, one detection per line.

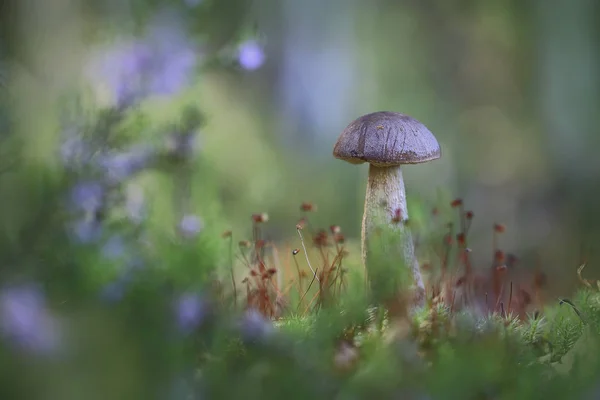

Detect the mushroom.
xmin=333 ymin=111 xmax=441 ymax=308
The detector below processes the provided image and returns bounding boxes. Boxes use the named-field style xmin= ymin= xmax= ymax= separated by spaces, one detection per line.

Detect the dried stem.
xmin=508 ymin=281 xmax=513 ymax=313
xmin=297 ymin=268 xmax=319 ymax=313
xmin=297 ymin=227 xmax=319 ymax=282
xmin=292 ymin=253 xmax=305 ymax=302
xmin=228 ymin=235 xmax=237 ymax=308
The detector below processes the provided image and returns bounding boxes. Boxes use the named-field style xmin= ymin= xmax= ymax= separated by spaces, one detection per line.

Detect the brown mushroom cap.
xmin=333 ymin=111 xmax=441 ymax=167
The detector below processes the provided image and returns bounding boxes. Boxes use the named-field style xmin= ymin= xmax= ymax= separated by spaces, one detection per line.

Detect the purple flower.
xmin=60 ymin=135 xmax=89 ymax=167
xmin=88 ymin=41 xmax=147 ymax=107
xmin=70 ymin=181 xmax=104 ymax=214
xmin=239 ymin=309 xmax=274 ymax=343
xmin=101 ymin=235 xmax=126 ymax=260
xmin=238 ymin=40 xmax=265 ymax=71
xmin=178 ymin=214 xmax=203 ymax=238
xmin=175 ymin=293 xmax=207 ymax=333
xmin=98 ymin=146 xmax=155 ymax=184
xmin=0 ymin=284 xmax=62 ymax=354
xmin=70 ymin=217 xmax=103 ymax=244
xmin=145 ymin=46 xmax=196 ymax=97
xmin=87 ymin=17 xmax=199 ymax=107
xmin=67 ymin=182 xmax=105 ymax=244
xmin=100 ymin=265 xmax=141 ymax=303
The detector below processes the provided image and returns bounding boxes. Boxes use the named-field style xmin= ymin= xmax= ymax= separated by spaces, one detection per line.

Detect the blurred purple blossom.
xmin=175 ymin=292 xmax=207 ymax=333
xmin=0 ymin=284 xmax=62 ymax=355
xmin=279 ymin=36 xmax=357 ymax=146
xmin=87 ymin=17 xmax=199 ymax=107
xmin=101 ymin=235 xmax=126 ymax=260
xmin=60 ymin=135 xmax=89 ymax=167
xmin=238 ymin=40 xmax=265 ymax=71
xmin=178 ymin=214 xmax=203 ymax=238
xmin=89 ymin=42 xmax=148 ymax=107
xmin=100 ymin=261 xmax=143 ymax=303
xmin=239 ymin=309 xmax=275 ymax=343
xmin=70 ymin=217 xmax=103 ymax=244
xmin=70 ymin=181 xmax=104 ymax=214
xmin=98 ymin=146 xmax=155 ymax=184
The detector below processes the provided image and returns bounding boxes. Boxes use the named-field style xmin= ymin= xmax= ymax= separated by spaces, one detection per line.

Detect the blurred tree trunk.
xmin=536 ymin=0 xmax=600 ymax=177
xmin=534 ymin=0 xmax=600 ymax=273
xmin=409 ymin=0 xmax=600 ymax=292
xmin=261 ymin=0 xmax=360 ymax=153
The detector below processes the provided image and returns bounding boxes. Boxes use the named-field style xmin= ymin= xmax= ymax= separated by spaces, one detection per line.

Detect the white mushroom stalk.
xmin=333 ymin=111 xmax=441 ymax=309
xmin=362 ymin=164 xmax=424 ymax=306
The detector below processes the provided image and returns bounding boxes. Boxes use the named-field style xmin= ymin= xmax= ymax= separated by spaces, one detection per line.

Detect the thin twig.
xmin=292 ymin=253 xmax=305 ymax=299
xmin=495 ymin=282 xmax=505 ymax=312
xmin=297 ymin=227 xmax=319 ymax=282
xmin=507 ymin=281 xmax=513 ymax=314
xmin=281 ymin=280 xmax=296 ymax=296
xmin=329 ymin=249 xmax=345 ymax=298
xmin=318 ymin=246 xmax=328 ymax=265
xmin=270 ymin=242 xmax=283 ymax=290
xmin=304 ymin=288 xmax=321 ymax=315
xmin=339 ymin=269 xmax=347 ymax=294
xmin=458 ymin=204 xmax=466 ymax=238
xmin=238 ymin=246 xmax=252 ymax=268
xmin=228 ymin=235 xmax=237 ymax=308
xmin=297 ymin=268 xmax=318 ymax=312
xmin=235 ymin=254 xmax=251 ymax=269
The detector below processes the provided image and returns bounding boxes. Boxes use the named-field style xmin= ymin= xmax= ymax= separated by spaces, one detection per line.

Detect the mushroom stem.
xmin=361 ymin=164 xmax=425 ymax=308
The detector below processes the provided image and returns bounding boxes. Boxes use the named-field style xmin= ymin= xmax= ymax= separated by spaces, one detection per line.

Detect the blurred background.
xmin=2 ymin=0 xmax=600 ymax=295
xmin=1 ymin=0 xmax=600 ymax=398
xmin=7 ymin=0 xmax=600 ymax=286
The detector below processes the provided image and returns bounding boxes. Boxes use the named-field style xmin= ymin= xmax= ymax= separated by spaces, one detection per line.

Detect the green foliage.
xmin=364 ymin=224 xmax=413 ymax=304
xmin=4 ymin=164 xmax=600 ymax=399
xmin=575 ymin=289 xmax=600 ymax=334
xmin=546 ymin=305 xmax=584 ymax=361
